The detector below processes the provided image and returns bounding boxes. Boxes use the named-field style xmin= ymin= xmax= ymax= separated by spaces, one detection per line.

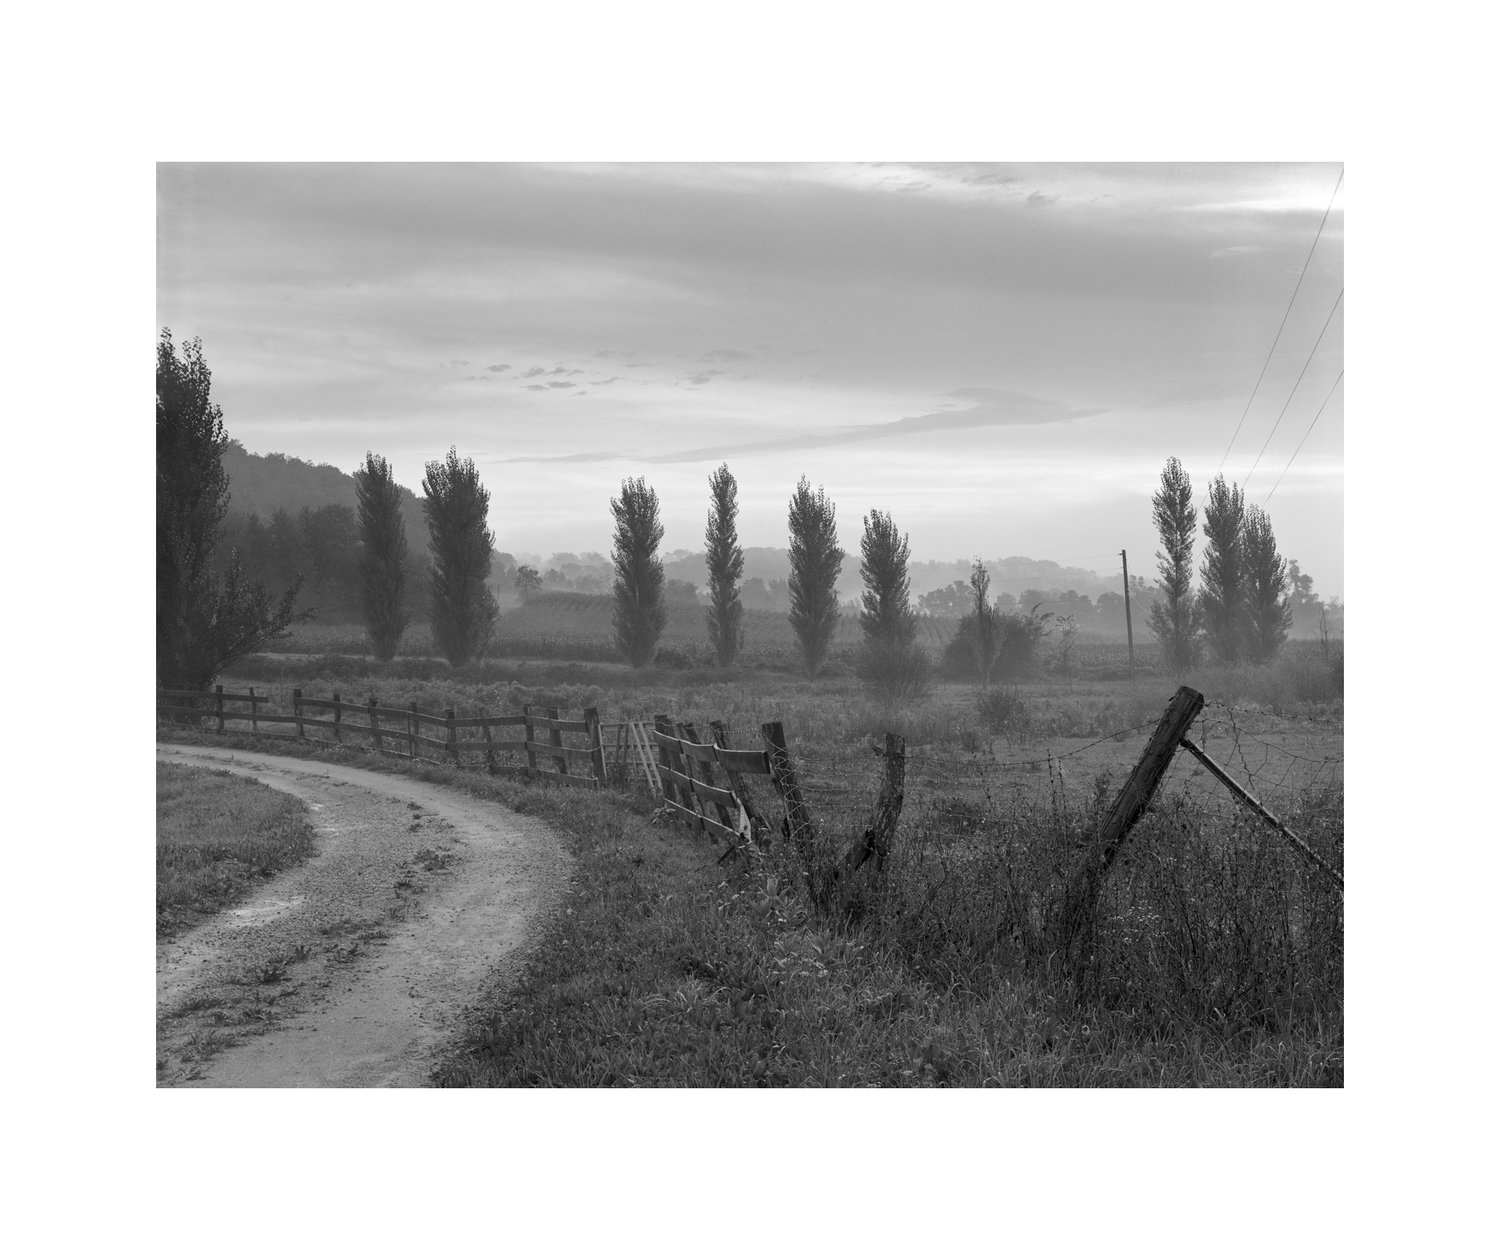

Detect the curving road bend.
xmin=156 ymin=744 xmax=571 ymax=1087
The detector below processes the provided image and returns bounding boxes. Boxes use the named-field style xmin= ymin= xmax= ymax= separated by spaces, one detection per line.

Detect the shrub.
xmin=857 ymin=638 xmax=932 ymax=709
xmin=976 ymin=687 xmax=1027 ymax=732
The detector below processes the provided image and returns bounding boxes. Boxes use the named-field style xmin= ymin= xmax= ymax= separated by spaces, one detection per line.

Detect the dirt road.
xmin=156 ymin=744 xmax=571 ymax=1087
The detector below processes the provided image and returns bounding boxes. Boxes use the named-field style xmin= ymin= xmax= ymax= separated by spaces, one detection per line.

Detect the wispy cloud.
xmin=500 ymin=391 xmax=1104 ymax=464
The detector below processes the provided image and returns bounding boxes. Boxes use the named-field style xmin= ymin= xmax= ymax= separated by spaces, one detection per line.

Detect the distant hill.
xmin=222 ymin=440 xmax=427 ymax=536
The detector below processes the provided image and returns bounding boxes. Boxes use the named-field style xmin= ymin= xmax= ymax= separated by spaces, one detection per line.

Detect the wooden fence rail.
xmin=157 ymin=686 xmax=608 ymax=789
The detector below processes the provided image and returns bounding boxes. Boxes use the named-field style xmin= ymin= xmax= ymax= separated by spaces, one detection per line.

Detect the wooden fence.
xmin=155 ymin=687 xmax=911 ymax=886
xmin=157 ymin=685 xmax=608 ymax=788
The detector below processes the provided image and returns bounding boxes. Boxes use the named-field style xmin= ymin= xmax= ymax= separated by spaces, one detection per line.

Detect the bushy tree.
xmin=611 ymin=476 xmax=667 ymax=667
xmin=1244 ymin=504 xmax=1292 ymax=662
xmin=704 ymin=463 xmax=745 ymax=666
xmin=514 ymin=564 xmax=542 ymax=603
xmin=422 ymin=446 xmax=498 ymax=667
xmin=157 ymin=329 xmax=300 ymax=690
xmin=1199 ymin=475 xmax=1248 ymax=664
xmin=786 ymin=477 xmax=844 ymax=678
xmin=1147 ymin=456 xmax=1201 ymax=673
xmin=354 ymin=452 xmax=409 ymax=660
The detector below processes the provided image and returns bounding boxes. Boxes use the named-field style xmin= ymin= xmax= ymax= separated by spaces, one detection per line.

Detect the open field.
xmin=187 ymin=613 xmax=1343 ymax=1085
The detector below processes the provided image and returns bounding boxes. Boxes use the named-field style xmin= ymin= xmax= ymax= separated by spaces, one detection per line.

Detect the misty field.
xmin=193 ymin=605 xmax=1343 ymax=1086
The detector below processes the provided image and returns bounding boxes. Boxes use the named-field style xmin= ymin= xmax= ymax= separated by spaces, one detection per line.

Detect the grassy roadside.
xmin=157 ymin=762 xmax=318 ymax=938
xmin=158 ymin=727 xmax=1339 ymax=1085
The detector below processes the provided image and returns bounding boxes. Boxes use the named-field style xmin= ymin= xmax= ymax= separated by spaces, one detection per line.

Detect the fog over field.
xmin=157 ymin=162 xmax=1343 ymax=601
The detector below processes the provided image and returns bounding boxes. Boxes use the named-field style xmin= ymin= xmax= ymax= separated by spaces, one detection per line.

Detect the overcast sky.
xmin=157 ymin=161 xmax=1343 ymax=597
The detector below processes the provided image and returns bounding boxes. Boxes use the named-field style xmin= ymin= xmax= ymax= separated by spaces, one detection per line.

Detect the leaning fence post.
xmin=711 ymin=719 xmax=769 ymax=842
xmin=408 ymin=701 xmax=419 ymax=759
xmin=482 ymin=720 xmax=498 ymax=774
xmin=213 ymin=684 xmax=225 ymax=734
xmin=249 ymin=687 xmax=258 ymax=735
xmin=293 ymin=688 xmax=305 ymax=739
xmin=523 ymin=705 xmax=537 ymax=777
xmin=1060 ymin=684 xmax=1205 ymax=966
xmin=1178 ymin=736 xmax=1345 ymax=890
xmin=585 ymin=707 xmax=606 ymax=787
xmin=683 ymin=722 xmax=732 ymax=833
xmin=369 ymin=695 xmax=382 ymax=754
xmin=761 ymin=720 xmax=814 ymax=854
xmin=333 ymin=692 xmax=343 ymax=744
xmin=445 ymin=708 xmax=458 ymax=766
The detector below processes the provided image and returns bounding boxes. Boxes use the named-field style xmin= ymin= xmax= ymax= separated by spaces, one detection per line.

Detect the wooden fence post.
xmin=249 ymin=687 xmax=258 ymax=734
xmin=482 ymin=721 xmax=497 ymax=774
xmin=1060 ymin=684 xmax=1206 ymax=965
xmin=294 ymin=688 xmax=305 ymax=739
xmin=654 ymin=714 xmax=680 ymax=806
xmin=332 ymin=692 xmax=342 ymax=744
xmin=214 ymin=684 xmax=225 ymax=734
xmin=844 ymin=732 xmax=906 ymax=875
xmin=546 ymin=706 xmax=567 ymax=776
xmin=369 ymin=695 xmax=382 ymax=754
xmin=445 ymin=708 xmax=458 ymax=766
xmin=408 ymin=701 xmax=419 ymax=759
xmin=523 ymin=705 xmax=537 ymax=777
xmin=585 ymin=707 xmax=607 ymax=786
xmin=762 ymin=721 xmax=815 ymax=853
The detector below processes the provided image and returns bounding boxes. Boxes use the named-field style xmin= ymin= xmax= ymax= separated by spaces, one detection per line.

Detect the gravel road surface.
xmin=156 ymin=744 xmax=571 ymax=1087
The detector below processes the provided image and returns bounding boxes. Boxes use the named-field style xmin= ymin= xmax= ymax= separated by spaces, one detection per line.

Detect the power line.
xmin=1210 ymin=167 xmax=1344 ymax=486
xmin=1243 ymin=289 xmax=1343 ymax=491
xmin=1263 ymin=370 xmax=1343 ymax=503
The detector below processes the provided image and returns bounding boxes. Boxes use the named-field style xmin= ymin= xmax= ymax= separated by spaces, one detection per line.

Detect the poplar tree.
xmin=611 ymin=476 xmax=667 ymax=667
xmin=858 ymin=508 xmax=928 ymax=703
xmin=157 ymin=328 xmax=300 ymax=690
xmin=858 ymin=509 xmax=917 ymax=646
xmin=422 ymin=446 xmax=498 ymax=667
xmin=1243 ymin=504 xmax=1292 ymax=662
xmin=704 ymin=463 xmax=745 ymax=666
xmin=1199 ymin=475 xmax=1248 ymax=664
xmin=786 ymin=476 xmax=844 ymax=678
xmin=1147 ymin=456 xmax=1201 ymax=673
xmin=354 ymin=451 xmax=409 ymax=661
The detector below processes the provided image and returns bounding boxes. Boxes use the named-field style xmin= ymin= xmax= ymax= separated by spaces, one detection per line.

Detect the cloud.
xmin=524 ymin=384 xmax=548 ymax=391
xmin=500 ymin=390 xmax=1104 ymax=463
xmin=486 ymin=363 xmax=509 ymax=372
xmin=547 ymin=380 xmax=576 ymax=389
xmin=1025 ymin=191 xmax=1056 ymax=209
xmin=521 ymin=366 xmax=547 ymax=378
xmin=702 ymin=347 xmax=753 ymax=361
xmin=683 ymin=370 xmax=725 ymax=386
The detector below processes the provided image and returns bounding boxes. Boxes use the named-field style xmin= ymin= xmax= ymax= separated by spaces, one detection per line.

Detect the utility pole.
xmin=1121 ymin=549 xmax=1135 ymax=680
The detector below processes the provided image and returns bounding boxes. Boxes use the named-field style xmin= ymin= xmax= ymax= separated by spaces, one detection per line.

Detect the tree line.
xmin=1145 ymin=456 xmax=1326 ymax=673
xmin=159 ymin=331 xmax=1334 ymax=692
xmin=158 ymin=331 xmax=502 ymax=687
